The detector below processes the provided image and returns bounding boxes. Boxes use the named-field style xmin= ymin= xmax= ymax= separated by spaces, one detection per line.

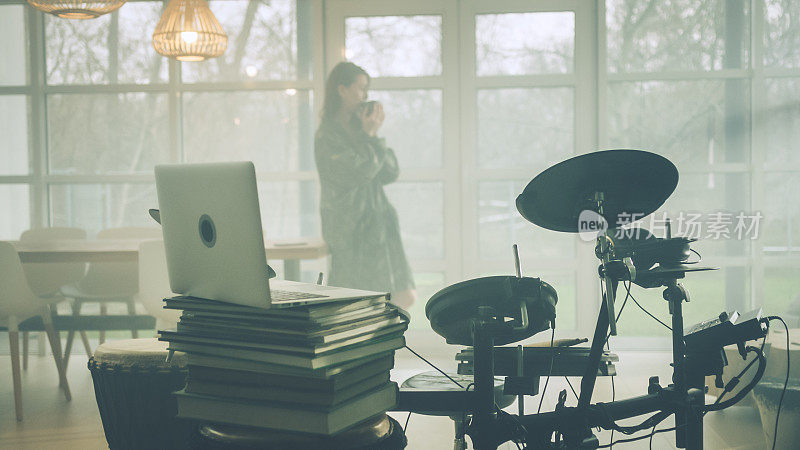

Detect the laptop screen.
xmin=154 ymin=161 xmax=273 ymax=308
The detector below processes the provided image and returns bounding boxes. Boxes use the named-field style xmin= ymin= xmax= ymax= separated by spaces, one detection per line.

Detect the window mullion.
xmin=750 ymin=0 xmax=766 ymax=310
xmin=169 ymin=27 xmax=181 ymax=164
xmin=28 ymin=6 xmax=47 ymax=228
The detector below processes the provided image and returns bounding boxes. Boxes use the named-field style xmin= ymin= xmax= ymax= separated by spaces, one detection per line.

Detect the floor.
xmin=0 ymin=338 xmax=771 ymax=450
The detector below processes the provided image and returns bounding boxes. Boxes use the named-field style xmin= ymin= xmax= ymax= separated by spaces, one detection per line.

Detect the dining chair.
xmin=60 ymin=227 xmax=162 ymax=369
xmin=136 ymin=239 xmax=180 ymax=330
xmin=0 ymin=241 xmax=72 ymax=421
xmin=19 ymin=227 xmax=88 ymax=370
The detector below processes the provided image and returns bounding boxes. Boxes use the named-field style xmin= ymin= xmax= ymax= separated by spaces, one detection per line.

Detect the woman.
xmin=314 ymin=62 xmax=416 ymax=310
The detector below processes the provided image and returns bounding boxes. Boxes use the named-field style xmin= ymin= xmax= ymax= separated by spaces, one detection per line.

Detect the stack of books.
xmin=157 ymin=294 xmax=408 ymax=435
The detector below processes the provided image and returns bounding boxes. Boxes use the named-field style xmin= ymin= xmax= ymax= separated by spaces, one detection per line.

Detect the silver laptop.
xmin=154 ymin=161 xmax=386 ymax=309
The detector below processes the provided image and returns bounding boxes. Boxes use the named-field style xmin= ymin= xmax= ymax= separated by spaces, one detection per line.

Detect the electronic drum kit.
xmin=394 ymin=150 xmax=769 ymax=450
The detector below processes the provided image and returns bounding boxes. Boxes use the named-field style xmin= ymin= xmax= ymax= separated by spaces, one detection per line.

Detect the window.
xmin=463 ymin=1 xmax=591 ymax=334
xmin=604 ymin=0 xmax=753 ymax=334
xmin=1 ymin=0 xmax=317 ymax=243
xmin=0 ymin=3 xmax=30 ymax=239
xmin=326 ymin=0 xmax=454 ymax=335
xmin=759 ymin=0 xmax=800 ymax=316
xmin=3 ymin=0 xmax=798 ymax=348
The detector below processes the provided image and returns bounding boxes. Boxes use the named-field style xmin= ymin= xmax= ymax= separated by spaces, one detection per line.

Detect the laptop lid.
xmin=155 ymin=161 xmax=272 ymax=308
xmin=155 ymin=161 xmax=387 ymax=309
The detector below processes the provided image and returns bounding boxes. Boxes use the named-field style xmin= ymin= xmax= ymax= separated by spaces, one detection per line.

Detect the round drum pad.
xmin=425 ymin=276 xmax=557 ymax=346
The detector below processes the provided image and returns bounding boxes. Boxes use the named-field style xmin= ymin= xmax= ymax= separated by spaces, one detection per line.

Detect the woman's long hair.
xmin=321 ymin=62 xmax=369 ymax=121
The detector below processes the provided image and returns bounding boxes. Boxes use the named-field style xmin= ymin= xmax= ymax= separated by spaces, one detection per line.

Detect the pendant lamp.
xmin=26 ymin=0 xmax=126 ymax=19
xmin=152 ymin=0 xmax=227 ymax=62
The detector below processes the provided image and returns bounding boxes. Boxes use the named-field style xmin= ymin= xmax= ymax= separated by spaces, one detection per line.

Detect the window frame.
xmin=2 ymin=0 xmax=799 ymax=347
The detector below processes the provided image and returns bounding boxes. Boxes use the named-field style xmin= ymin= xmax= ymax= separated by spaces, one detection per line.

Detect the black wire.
xmin=537 ymin=327 xmax=556 ymax=414
xmin=605 ymin=280 xmax=632 ymax=344
xmin=564 ymin=377 xmax=579 ymax=401
xmin=596 ymin=406 xmax=672 ymax=436
xmin=685 ymin=248 xmax=702 ymax=264
xmin=600 ymin=279 xmax=628 ymax=449
xmin=707 ymin=342 xmax=764 ymax=411
xmin=648 ymin=424 xmax=657 ymax=449
xmin=629 ymin=289 xmax=672 ymax=331
xmin=607 ymin=338 xmax=615 ymax=449
xmin=403 ymin=344 xmax=464 ymax=388
xmin=703 ymin=345 xmax=766 ymax=413
xmin=596 ymin=426 xmax=679 ymax=448
xmin=401 ymin=345 xmax=467 ymax=435
xmin=703 ymin=344 xmax=767 ymax=415
xmin=767 ymin=316 xmax=790 ymax=450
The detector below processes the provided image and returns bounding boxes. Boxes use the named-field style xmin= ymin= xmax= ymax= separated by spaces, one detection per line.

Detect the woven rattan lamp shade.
xmin=152 ymin=0 xmax=227 ymax=62
xmin=26 ymin=0 xmax=126 ymax=19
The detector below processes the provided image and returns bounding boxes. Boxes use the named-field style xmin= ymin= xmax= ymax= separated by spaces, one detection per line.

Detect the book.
xmin=164 ymin=295 xmax=387 ymax=319
xmin=175 ymin=382 xmax=398 ymax=435
xmin=164 ymin=335 xmax=406 ymax=369
xmin=176 ymin=313 xmax=404 ymax=344
xmin=160 ymin=322 xmax=407 ymax=355
xmin=187 ymin=354 xmax=394 ymax=391
xmin=185 ymin=351 xmax=394 ymax=379
xmin=185 ymin=372 xmax=390 ymax=406
xmin=179 ymin=304 xmax=391 ymax=329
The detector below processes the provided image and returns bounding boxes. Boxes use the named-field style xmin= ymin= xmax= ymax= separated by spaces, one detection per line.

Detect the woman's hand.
xmin=360 ymin=102 xmax=384 ymax=136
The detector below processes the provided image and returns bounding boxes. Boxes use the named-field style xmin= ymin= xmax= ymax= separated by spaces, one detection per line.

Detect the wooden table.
xmin=11 ymin=238 xmax=328 ymax=282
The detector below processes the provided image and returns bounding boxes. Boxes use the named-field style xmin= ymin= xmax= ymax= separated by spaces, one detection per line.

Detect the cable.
xmin=537 ymin=327 xmax=556 ymax=413
xmin=766 ymin=316 xmax=790 ymax=450
xmin=403 ymin=344 xmax=463 ymax=388
xmin=400 ymin=347 xmax=484 ymax=445
xmin=703 ymin=345 xmax=766 ymax=413
xmin=609 ymin=365 xmax=616 ymax=448
xmin=600 ymin=279 xmax=631 ymax=449
xmin=605 ymin=280 xmax=632 ymax=344
xmin=686 ymin=248 xmax=702 ymax=264
xmin=707 ymin=343 xmax=763 ymax=410
xmin=629 ymin=289 xmax=672 ymax=331
xmin=707 ymin=332 xmax=767 ymax=410
xmin=401 ymin=344 xmax=464 ymax=435
xmin=596 ymin=424 xmax=680 ymax=448
xmin=596 ymin=427 xmax=677 ymax=448
xmin=607 ymin=337 xmax=616 ymax=449
xmin=648 ymin=424 xmax=657 ymax=449
xmin=564 ymin=377 xmax=579 ymax=401
xmin=497 ymin=408 xmax=528 ymax=447
xmin=597 ymin=407 xmax=672 ymax=436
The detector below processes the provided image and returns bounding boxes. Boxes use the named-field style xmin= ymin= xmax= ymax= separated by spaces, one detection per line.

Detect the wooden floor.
xmin=0 ymin=339 xmax=770 ymax=450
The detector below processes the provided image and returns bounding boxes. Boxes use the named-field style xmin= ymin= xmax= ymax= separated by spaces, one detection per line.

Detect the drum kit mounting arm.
xmin=401 ymin=150 xmax=769 ymax=450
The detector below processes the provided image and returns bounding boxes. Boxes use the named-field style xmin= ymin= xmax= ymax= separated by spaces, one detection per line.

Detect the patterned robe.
xmin=314 ymin=118 xmax=415 ymax=294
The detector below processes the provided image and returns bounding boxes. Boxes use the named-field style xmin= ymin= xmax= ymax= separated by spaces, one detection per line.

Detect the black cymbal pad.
xmin=516 ymin=149 xmax=679 ymax=233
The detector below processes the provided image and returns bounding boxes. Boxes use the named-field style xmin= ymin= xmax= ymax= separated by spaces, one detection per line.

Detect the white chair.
xmin=136 ymin=240 xmax=180 ymax=330
xmin=60 ymin=227 xmax=162 ymax=368
xmin=19 ymin=227 xmax=88 ymax=370
xmin=0 ymin=241 xmax=72 ymax=421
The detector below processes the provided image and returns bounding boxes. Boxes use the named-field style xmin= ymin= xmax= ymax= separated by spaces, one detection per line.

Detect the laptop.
xmin=154 ymin=161 xmax=386 ymax=309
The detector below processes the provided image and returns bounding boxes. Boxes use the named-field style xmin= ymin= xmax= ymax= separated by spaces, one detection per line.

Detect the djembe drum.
xmin=88 ymin=338 xmax=194 ymax=449
xmin=190 ymin=414 xmax=406 ymax=450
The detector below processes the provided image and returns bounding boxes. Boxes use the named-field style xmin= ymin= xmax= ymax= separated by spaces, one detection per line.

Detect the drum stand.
xmin=445 ymin=150 xmax=768 ymax=448
xmin=468 ymin=305 xmax=529 ymax=449
xmin=462 ymin=233 xmax=707 ymax=449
